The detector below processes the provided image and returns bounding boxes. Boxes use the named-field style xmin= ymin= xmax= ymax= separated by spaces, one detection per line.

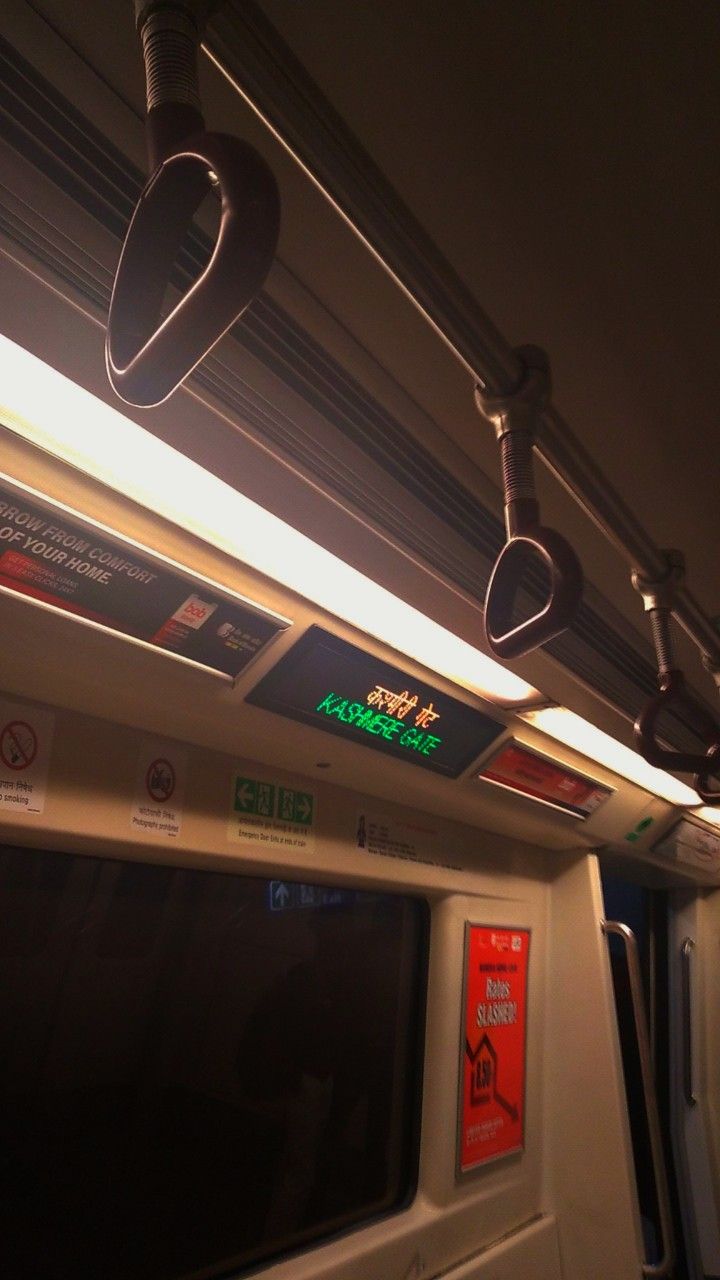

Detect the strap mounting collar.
xmin=474 ymin=344 xmax=550 ymax=442
xmin=631 ymin=550 xmax=685 ymax=615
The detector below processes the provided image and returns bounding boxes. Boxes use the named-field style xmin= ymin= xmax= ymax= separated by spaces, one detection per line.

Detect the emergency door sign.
xmin=459 ymin=924 xmax=530 ymax=1173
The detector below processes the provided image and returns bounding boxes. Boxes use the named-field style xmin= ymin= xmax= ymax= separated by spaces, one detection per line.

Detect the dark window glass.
xmin=0 ymin=845 xmax=427 ymax=1279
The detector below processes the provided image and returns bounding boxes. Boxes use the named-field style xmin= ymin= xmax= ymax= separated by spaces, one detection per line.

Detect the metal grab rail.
xmin=603 ymin=920 xmax=676 ymax=1278
xmin=474 ymin=346 xmax=583 ymax=659
xmin=681 ymin=937 xmax=697 ymax=1108
xmin=202 ymin=18 xmax=720 ymax=676
xmin=106 ymin=1 xmax=280 ymax=407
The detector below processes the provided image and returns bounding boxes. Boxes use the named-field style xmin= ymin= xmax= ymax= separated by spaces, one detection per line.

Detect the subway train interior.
xmin=1 ymin=2 xmax=720 ymax=1278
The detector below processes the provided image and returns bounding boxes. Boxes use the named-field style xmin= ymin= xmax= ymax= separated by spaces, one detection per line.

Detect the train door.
xmin=602 ymin=870 xmax=720 ymax=1280
xmin=667 ymin=892 xmax=720 ymax=1280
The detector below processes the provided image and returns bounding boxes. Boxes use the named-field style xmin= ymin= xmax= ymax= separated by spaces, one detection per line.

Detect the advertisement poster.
xmin=479 ymin=740 xmax=611 ymax=819
xmin=0 ymin=480 xmax=288 ymax=678
xmin=459 ymin=924 xmax=530 ymax=1174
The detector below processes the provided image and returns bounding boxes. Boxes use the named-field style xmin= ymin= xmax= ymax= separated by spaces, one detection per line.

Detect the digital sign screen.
xmin=247 ymin=626 xmax=504 ymax=778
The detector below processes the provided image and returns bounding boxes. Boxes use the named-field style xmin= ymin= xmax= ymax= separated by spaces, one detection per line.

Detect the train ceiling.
xmin=1 ymin=0 xmax=719 ymax=763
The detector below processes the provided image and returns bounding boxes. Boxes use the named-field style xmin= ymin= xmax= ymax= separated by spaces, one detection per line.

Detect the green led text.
xmin=316 ymin=692 xmax=442 ymax=757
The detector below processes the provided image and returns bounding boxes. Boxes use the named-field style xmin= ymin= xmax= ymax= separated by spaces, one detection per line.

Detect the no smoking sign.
xmin=0 ymin=699 xmax=55 ymax=815
xmin=0 ymin=720 xmax=38 ymax=770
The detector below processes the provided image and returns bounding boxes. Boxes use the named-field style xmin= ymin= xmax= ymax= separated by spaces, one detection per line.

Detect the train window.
xmin=0 ymin=845 xmax=428 ymax=1279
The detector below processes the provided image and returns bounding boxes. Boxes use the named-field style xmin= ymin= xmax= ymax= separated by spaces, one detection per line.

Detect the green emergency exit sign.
xmin=233 ymin=776 xmax=313 ymax=825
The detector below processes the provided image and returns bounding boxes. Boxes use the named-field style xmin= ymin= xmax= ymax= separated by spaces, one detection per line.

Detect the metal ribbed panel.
xmin=0 ymin=34 xmax=710 ymax=754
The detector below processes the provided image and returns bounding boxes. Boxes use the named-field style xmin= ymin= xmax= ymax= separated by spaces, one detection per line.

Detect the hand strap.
xmin=632 ymin=554 xmax=720 ymax=782
xmin=476 ymin=346 xmax=583 ymax=659
xmin=106 ymin=1 xmax=279 ymax=406
xmin=106 ymin=133 xmax=279 ymax=405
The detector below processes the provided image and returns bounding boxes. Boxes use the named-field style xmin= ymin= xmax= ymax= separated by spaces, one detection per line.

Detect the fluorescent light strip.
xmin=691 ymin=806 xmax=720 ymax=829
xmin=520 ymin=706 xmax=700 ymax=807
xmin=0 ymin=334 xmax=539 ymax=707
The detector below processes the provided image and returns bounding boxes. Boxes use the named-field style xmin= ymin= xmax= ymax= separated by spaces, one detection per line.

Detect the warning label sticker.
xmin=131 ymin=739 xmax=187 ymax=838
xmin=0 ymin=697 xmax=54 ymax=814
xmin=228 ymin=772 xmax=315 ymax=854
xmin=459 ymin=924 xmax=530 ymax=1173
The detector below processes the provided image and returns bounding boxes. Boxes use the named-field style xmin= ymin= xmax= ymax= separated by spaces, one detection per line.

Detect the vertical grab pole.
xmin=603 ymin=920 xmax=676 ymax=1279
xmin=681 ymin=938 xmax=697 ymax=1108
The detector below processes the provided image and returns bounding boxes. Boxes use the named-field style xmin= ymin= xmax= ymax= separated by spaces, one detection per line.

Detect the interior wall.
xmin=697 ymin=891 xmax=720 ymax=1203
xmin=0 ymin=688 xmax=645 ymax=1278
xmin=545 ymin=856 xmax=643 ymax=1279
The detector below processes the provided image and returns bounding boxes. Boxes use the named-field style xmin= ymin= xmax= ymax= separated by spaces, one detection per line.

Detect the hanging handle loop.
xmin=475 ymin=346 xmax=583 ymax=660
xmin=106 ymin=1 xmax=280 ymax=407
xmin=632 ymin=553 xmax=720 ymax=777
xmin=694 ymin=744 xmax=720 ymax=805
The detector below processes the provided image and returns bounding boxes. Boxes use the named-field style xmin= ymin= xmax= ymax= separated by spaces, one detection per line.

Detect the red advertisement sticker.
xmin=459 ymin=924 xmax=530 ymax=1173
xmin=479 ymin=740 xmax=611 ymax=818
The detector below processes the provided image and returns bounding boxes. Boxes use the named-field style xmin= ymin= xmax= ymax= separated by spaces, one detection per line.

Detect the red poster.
xmin=479 ymin=741 xmax=611 ymax=818
xmin=459 ymin=924 xmax=530 ymax=1173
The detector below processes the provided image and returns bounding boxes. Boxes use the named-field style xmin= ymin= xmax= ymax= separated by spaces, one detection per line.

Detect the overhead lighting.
xmin=519 ymin=706 xmax=700 ymax=806
xmin=691 ymin=806 xmax=720 ymax=829
xmin=0 ymin=334 xmax=540 ymax=707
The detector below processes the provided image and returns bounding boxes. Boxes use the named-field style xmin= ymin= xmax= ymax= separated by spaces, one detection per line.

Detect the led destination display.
xmin=247 ymin=626 xmax=504 ymax=777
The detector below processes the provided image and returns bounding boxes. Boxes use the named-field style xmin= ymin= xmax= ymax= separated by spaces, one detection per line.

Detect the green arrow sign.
xmin=234 ymin=777 xmax=276 ymax=817
xmin=278 ymin=786 xmax=314 ymax=826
